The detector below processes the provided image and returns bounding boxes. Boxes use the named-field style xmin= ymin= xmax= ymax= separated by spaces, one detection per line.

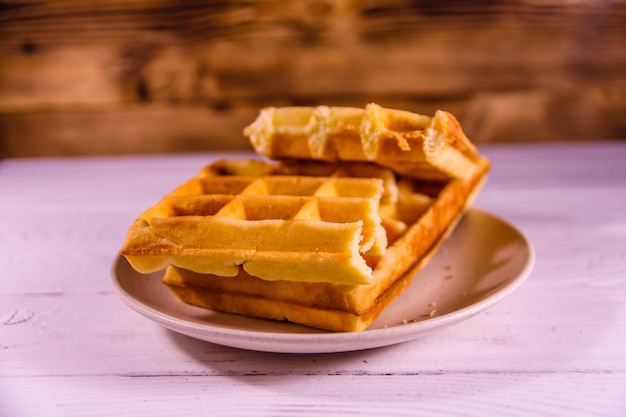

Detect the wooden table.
xmin=2 ymin=142 xmax=625 ymax=416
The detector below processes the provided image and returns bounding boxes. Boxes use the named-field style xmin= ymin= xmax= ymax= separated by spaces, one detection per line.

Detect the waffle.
xmin=244 ymin=103 xmax=481 ymax=181
xmin=121 ymin=158 xmax=489 ymax=332
xmin=120 ymin=104 xmax=490 ymax=332
xmin=121 ymin=164 xmax=389 ymax=286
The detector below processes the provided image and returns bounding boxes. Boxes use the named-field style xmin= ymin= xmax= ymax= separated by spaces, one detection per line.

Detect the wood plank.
xmin=1 ymin=1 xmax=625 ymax=156
xmin=3 ymin=373 xmax=624 ymax=417
xmin=0 ymin=105 xmax=257 ymax=157
xmin=1 ymin=1 xmax=624 ymax=100
xmin=2 ymin=280 xmax=625 ymax=375
xmin=2 ymin=86 xmax=625 ymax=158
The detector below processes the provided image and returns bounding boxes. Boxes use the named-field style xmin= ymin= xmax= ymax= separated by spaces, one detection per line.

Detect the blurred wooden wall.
xmin=1 ymin=0 xmax=625 ymax=158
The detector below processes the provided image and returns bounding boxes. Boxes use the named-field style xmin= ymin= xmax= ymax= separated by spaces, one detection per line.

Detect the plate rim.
xmin=111 ymin=208 xmax=535 ymax=353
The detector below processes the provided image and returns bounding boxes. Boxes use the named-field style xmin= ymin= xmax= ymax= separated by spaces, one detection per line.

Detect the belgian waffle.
xmin=121 ymin=164 xmax=390 ymax=286
xmin=244 ymin=103 xmax=481 ymax=181
xmin=121 ymin=157 xmax=489 ymax=332
xmin=120 ymin=104 xmax=490 ymax=332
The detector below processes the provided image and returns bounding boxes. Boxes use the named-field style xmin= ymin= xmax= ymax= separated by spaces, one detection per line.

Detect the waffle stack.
xmin=120 ymin=104 xmax=490 ymax=332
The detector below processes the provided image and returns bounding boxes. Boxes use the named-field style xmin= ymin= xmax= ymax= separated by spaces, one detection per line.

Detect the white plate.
xmin=111 ymin=209 xmax=534 ymax=354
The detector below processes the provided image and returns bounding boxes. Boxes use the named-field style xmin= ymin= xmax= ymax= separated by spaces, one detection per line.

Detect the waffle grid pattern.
xmin=122 ymin=168 xmax=413 ymax=285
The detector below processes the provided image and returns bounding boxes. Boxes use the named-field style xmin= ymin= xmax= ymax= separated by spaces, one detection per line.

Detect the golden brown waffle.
xmin=161 ymin=158 xmax=488 ymax=332
xmin=120 ymin=104 xmax=490 ymax=332
xmin=120 ymin=161 xmax=436 ymax=286
xmin=121 ymin=156 xmax=489 ymax=332
xmin=244 ymin=103 xmax=481 ymax=181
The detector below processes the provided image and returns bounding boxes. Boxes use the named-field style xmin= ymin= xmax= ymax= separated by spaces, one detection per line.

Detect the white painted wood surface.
xmin=1 ymin=142 xmax=625 ymax=417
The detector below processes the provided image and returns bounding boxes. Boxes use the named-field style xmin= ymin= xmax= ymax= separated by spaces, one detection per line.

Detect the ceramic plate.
xmin=111 ymin=209 xmax=534 ymax=353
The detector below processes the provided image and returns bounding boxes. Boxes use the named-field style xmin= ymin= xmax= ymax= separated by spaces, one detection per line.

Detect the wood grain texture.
xmin=1 ymin=1 xmax=625 ymax=157
xmin=3 ymin=374 xmax=624 ymax=417
xmin=1 ymin=142 xmax=625 ymax=416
